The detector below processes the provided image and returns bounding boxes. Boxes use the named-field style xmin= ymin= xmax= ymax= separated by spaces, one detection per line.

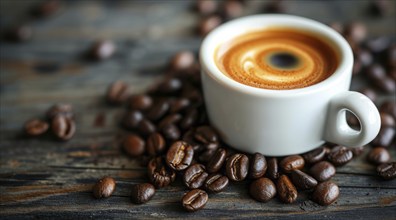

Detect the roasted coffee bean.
xmin=106 ymin=81 xmax=129 ymax=105
xmin=328 ymin=22 xmax=343 ymax=34
xmin=277 ymin=175 xmax=297 ymax=204
xmin=290 ymin=170 xmax=318 ymax=190
xmin=194 ymin=126 xmax=218 ymax=144
xmin=367 ymin=147 xmax=390 ymax=165
xmin=263 ymin=0 xmax=285 ymax=13
xmin=380 ymin=112 xmax=395 ymax=128
xmin=344 ymin=22 xmax=367 ymax=43
xmin=355 ymin=48 xmax=373 ymax=67
xmin=204 ymin=173 xmax=229 ymax=193
xmin=380 ymin=101 xmax=396 ymax=120
xmin=137 ymin=119 xmax=156 ymax=136
xmin=146 ymin=132 xmax=166 ymax=156
xmin=170 ymin=51 xmax=195 ymax=71
xmin=157 ymin=78 xmax=182 ymax=93
xmin=182 ymin=189 xmax=208 ymax=212
xmin=279 ymin=155 xmax=305 ymax=173
xmin=327 ymin=146 xmax=353 ymax=166
xmin=131 ymin=183 xmax=155 ymax=204
xmin=199 ymin=15 xmax=222 ymax=36
xmin=146 ymin=99 xmax=169 ymax=121
xmin=359 ymin=88 xmax=377 ymax=102
xmin=25 ymin=119 xmax=49 ymax=136
xmin=366 ymin=36 xmax=391 ymax=53
xmin=374 ymin=76 xmax=396 ymax=93
xmin=312 ymin=181 xmax=339 ymax=206
xmin=249 ymin=153 xmax=267 ymax=179
xmin=123 ymin=134 xmax=145 ymax=157
xmin=377 ymin=162 xmax=396 ymax=180
xmin=302 ymin=147 xmax=327 ymax=164
xmin=196 ymin=0 xmax=218 ymax=15
xmin=166 ymin=141 xmax=194 ymax=171
xmin=129 ymin=95 xmax=153 ymax=111
xmin=51 ymin=115 xmax=76 ymax=141
xmin=180 ymin=108 xmax=198 ymax=130
xmin=184 ymin=163 xmax=208 ymax=189
xmin=46 ymin=103 xmax=73 ymax=119
xmin=249 ymin=177 xmax=276 ymax=202
xmin=371 ymin=127 xmax=395 ymax=147
xmin=207 ymin=148 xmax=227 ymax=173
xmin=182 ymin=128 xmax=203 ymax=152
xmin=4 ymin=24 xmax=32 ymax=42
xmin=267 ymin=157 xmax=280 ymax=180
xmin=158 ymin=114 xmax=182 ymax=129
xmin=90 ymin=40 xmax=116 ymax=60
xmin=198 ymin=149 xmax=216 ymax=164
xmin=31 ymin=0 xmax=60 ymax=17
xmin=366 ymin=63 xmax=386 ymax=79
xmin=226 ymin=153 xmax=249 ymax=181
xmin=169 ymin=98 xmax=191 ymax=113
xmin=123 ymin=110 xmax=143 ymax=129
xmin=148 ymin=157 xmax=176 ymax=188
xmin=310 ymin=161 xmax=336 ymax=182
xmin=160 ymin=123 xmax=181 ymax=141
xmin=93 ymin=177 xmax=116 ymax=199
xmin=221 ymin=0 xmax=243 ymax=20
xmin=351 ymin=146 xmax=365 ymax=157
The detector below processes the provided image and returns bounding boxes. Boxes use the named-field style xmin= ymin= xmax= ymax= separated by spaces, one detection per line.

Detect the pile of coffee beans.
xmin=24 ymin=104 xmax=76 ymax=141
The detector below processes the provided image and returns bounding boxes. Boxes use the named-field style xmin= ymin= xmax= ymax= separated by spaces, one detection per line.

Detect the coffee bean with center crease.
xmin=277 ymin=175 xmax=298 ymax=204
xmin=148 ymin=157 xmax=176 ymax=188
xmin=249 ymin=177 xmax=276 ymax=202
xmin=106 ymin=81 xmax=129 ymax=105
xmin=206 ymin=148 xmax=227 ymax=173
xmin=377 ymin=162 xmax=396 ymax=180
xmin=129 ymin=95 xmax=153 ymax=111
xmin=160 ymin=123 xmax=181 ymax=141
xmin=312 ymin=181 xmax=339 ymax=206
xmin=249 ymin=153 xmax=267 ymax=179
xmin=267 ymin=157 xmax=280 ymax=180
xmin=184 ymin=163 xmax=209 ymax=189
xmin=146 ymin=99 xmax=170 ymax=121
xmin=51 ymin=114 xmax=76 ymax=141
xmin=123 ymin=134 xmax=145 ymax=157
xmin=93 ymin=177 xmax=116 ymax=199
xmin=204 ymin=173 xmax=229 ymax=193
xmin=290 ymin=169 xmax=318 ymax=190
xmin=46 ymin=103 xmax=73 ymax=120
xmin=182 ymin=189 xmax=208 ymax=212
xmin=131 ymin=183 xmax=155 ymax=204
xmin=310 ymin=161 xmax=336 ymax=182
xmin=327 ymin=146 xmax=353 ymax=166
xmin=226 ymin=153 xmax=249 ymax=181
xmin=25 ymin=119 xmax=49 ymax=136
xmin=166 ymin=141 xmax=194 ymax=171
xmin=122 ymin=110 xmax=143 ymax=129
xmin=371 ymin=127 xmax=395 ymax=147
xmin=137 ymin=119 xmax=156 ymax=136
xmin=367 ymin=147 xmax=390 ymax=165
xmin=89 ymin=40 xmax=116 ymax=60
xmin=146 ymin=132 xmax=166 ymax=156
xmin=194 ymin=126 xmax=218 ymax=144
xmin=303 ymin=147 xmax=328 ymax=164
xmin=279 ymin=155 xmax=305 ymax=173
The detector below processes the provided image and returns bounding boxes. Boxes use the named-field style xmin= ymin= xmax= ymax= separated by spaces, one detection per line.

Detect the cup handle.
xmin=324 ymin=91 xmax=381 ymax=147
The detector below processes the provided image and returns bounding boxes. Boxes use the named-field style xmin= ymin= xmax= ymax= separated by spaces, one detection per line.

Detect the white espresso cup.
xmin=199 ymin=14 xmax=381 ymax=156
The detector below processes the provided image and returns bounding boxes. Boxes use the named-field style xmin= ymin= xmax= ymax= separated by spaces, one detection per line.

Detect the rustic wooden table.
xmin=1 ymin=0 xmax=395 ymax=219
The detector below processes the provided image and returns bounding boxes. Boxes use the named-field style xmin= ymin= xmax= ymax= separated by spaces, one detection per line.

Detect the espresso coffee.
xmin=215 ymin=27 xmax=339 ymax=89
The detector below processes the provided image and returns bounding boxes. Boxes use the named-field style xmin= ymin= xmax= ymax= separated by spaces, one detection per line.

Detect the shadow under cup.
xmin=199 ymin=14 xmax=373 ymax=156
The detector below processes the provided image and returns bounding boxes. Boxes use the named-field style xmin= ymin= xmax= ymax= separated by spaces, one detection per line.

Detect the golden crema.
xmin=215 ymin=28 xmax=339 ymax=90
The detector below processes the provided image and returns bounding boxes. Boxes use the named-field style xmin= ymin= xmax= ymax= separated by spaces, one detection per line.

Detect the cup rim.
xmin=199 ymin=14 xmax=353 ymax=97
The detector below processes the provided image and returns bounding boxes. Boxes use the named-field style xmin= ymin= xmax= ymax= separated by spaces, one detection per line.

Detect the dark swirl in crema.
xmin=215 ymin=28 xmax=339 ymax=90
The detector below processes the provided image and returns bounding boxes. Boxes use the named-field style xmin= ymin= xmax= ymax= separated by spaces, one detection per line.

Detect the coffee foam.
xmin=215 ymin=28 xmax=339 ymax=90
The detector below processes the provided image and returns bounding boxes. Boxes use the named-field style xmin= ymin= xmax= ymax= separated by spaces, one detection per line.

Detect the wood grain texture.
xmin=1 ymin=0 xmax=395 ymax=219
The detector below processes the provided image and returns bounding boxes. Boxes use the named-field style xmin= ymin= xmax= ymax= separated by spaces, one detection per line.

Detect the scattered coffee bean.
xmin=380 ymin=100 xmax=396 ymax=120
xmin=377 ymin=162 xmax=396 ymax=180
xmin=199 ymin=15 xmax=222 ymax=36
xmin=182 ymin=189 xmax=208 ymax=212
xmin=146 ymin=99 xmax=170 ymax=121
xmin=263 ymin=0 xmax=285 ymax=13
xmin=355 ymin=48 xmax=373 ymax=67
xmin=129 ymin=95 xmax=153 ymax=111
xmin=148 ymin=157 xmax=176 ymax=188
xmin=170 ymin=51 xmax=195 ymax=71
xmin=51 ymin=114 xmax=76 ymax=141
xmin=221 ymin=0 xmax=243 ymax=20
xmin=344 ymin=22 xmax=367 ymax=43
xmin=106 ymin=81 xmax=129 ymax=105
xmin=279 ymin=155 xmax=305 ymax=173
xmin=123 ymin=134 xmax=145 ymax=157
xmin=302 ymin=147 xmax=327 ymax=164
xmin=166 ymin=141 xmax=194 ymax=171
xmin=351 ymin=146 xmax=365 ymax=157
xmin=131 ymin=183 xmax=155 ymax=204
xmin=89 ymin=40 xmax=116 ymax=60
xmin=366 ymin=36 xmax=391 ymax=53
xmin=204 ymin=173 xmax=229 ymax=193
xmin=367 ymin=147 xmax=390 ymax=165
xmin=4 ymin=24 xmax=33 ymax=42
xmin=366 ymin=63 xmax=386 ymax=79
xmin=290 ymin=170 xmax=317 ymax=190
xmin=267 ymin=157 xmax=280 ymax=180
xmin=249 ymin=153 xmax=267 ymax=179
xmin=196 ymin=0 xmax=218 ymax=15
xmin=179 ymin=108 xmax=198 ymax=130
xmin=310 ymin=161 xmax=336 ymax=182
xmin=146 ymin=132 xmax=166 ymax=156
xmin=169 ymin=98 xmax=191 ymax=113
xmin=157 ymin=77 xmax=183 ymax=94
xmin=158 ymin=114 xmax=183 ymax=130
xmin=123 ymin=110 xmax=144 ymax=129
xmin=371 ymin=127 xmax=395 ymax=147
xmin=46 ymin=103 xmax=73 ymax=120
xmin=226 ymin=153 xmax=249 ymax=181
xmin=160 ymin=123 xmax=181 ymax=141
xmin=207 ymin=148 xmax=227 ymax=173
xmin=137 ymin=119 xmax=156 ymax=136
xmin=184 ymin=163 xmax=208 ymax=189
xmin=194 ymin=126 xmax=218 ymax=144
xmin=358 ymin=88 xmax=377 ymax=102
xmin=25 ymin=119 xmax=49 ymax=136
xmin=249 ymin=177 xmax=276 ymax=202
xmin=277 ymin=175 xmax=297 ymax=204
xmin=327 ymin=146 xmax=353 ymax=166
xmin=93 ymin=177 xmax=116 ymax=199
xmin=198 ymin=149 xmax=216 ymax=164
xmin=380 ymin=112 xmax=395 ymax=127
xmin=312 ymin=181 xmax=339 ymax=206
